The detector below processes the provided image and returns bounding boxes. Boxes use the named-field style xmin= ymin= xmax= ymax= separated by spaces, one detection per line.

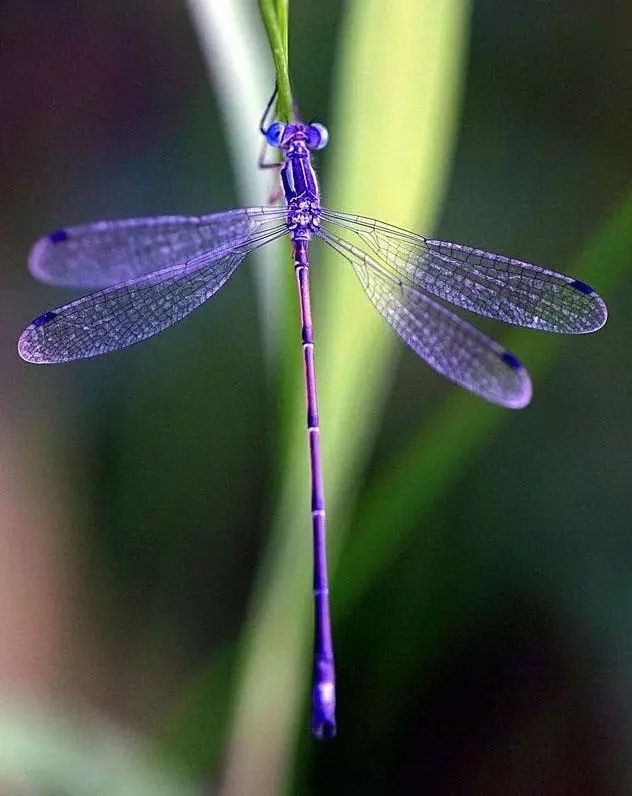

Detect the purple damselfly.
xmin=18 ymin=107 xmax=608 ymax=741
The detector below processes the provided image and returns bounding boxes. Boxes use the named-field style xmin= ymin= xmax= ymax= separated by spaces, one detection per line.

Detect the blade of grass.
xmin=258 ymin=0 xmax=292 ymax=121
xmin=336 ymin=188 xmax=632 ymax=617
xmin=222 ymin=3 xmax=470 ymax=794
xmin=158 ymin=0 xmax=286 ymax=777
xmin=186 ymin=0 xmax=281 ymax=363
xmin=156 ymin=1 xmax=279 ymax=774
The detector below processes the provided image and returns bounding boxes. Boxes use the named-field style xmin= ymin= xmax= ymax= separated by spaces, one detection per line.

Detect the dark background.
xmin=1 ymin=1 xmax=631 ymax=793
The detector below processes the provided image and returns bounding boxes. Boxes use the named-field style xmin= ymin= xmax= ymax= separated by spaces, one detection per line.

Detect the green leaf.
xmin=258 ymin=0 xmax=292 ymax=122
xmin=221 ymin=3 xmax=470 ymax=794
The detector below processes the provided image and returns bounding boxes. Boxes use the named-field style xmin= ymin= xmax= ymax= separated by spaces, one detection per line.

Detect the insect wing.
xmin=319 ymin=228 xmax=532 ymax=408
xmin=29 ymin=206 xmax=286 ymax=288
xmin=321 ymin=209 xmax=607 ymax=334
xmin=19 ymin=227 xmax=285 ymax=363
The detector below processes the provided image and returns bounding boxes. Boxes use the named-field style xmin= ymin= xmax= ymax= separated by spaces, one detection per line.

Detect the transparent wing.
xmin=18 ymin=225 xmax=286 ymax=364
xmin=318 ymin=228 xmax=532 ymax=408
xmin=29 ymin=206 xmax=287 ymax=288
xmin=321 ymin=209 xmax=607 ymax=334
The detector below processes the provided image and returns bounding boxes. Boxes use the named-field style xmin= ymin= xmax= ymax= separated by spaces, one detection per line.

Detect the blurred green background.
xmin=1 ymin=1 xmax=631 ymax=794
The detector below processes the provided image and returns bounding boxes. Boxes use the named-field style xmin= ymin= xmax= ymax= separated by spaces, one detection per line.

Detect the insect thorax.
xmin=287 ymin=198 xmax=321 ymax=239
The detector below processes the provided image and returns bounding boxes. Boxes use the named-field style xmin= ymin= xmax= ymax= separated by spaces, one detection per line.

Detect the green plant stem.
xmin=258 ymin=0 xmax=292 ymax=121
xmin=221 ymin=4 xmax=469 ymax=795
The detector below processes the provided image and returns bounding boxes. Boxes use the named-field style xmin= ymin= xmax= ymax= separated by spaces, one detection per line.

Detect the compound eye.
xmin=265 ymin=122 xmax=286 ymax=147
xmin=306 ymin=123 xmax=329 ymax=150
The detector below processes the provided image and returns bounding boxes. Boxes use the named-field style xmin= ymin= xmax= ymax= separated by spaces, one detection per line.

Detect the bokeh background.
xmin=1 ymin=1 xmax=631 ymax=794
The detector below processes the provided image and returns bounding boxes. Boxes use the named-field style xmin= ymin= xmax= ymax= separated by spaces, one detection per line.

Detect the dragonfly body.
xmin=274 ymin=120 xmax=336 ymax=738
xmin=18 ymin=110 xmax=607 ymax=741
xmin=277 ymin=124 xmax=323 ymax=240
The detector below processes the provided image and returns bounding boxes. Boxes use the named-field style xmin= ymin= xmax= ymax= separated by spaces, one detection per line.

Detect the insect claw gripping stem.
xmin=259 ymin=85 xmax=278 ymax=134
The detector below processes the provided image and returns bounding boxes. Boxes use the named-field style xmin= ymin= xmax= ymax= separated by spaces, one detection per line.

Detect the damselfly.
xmin=18 ymin=105 xmax=607 ymax=740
